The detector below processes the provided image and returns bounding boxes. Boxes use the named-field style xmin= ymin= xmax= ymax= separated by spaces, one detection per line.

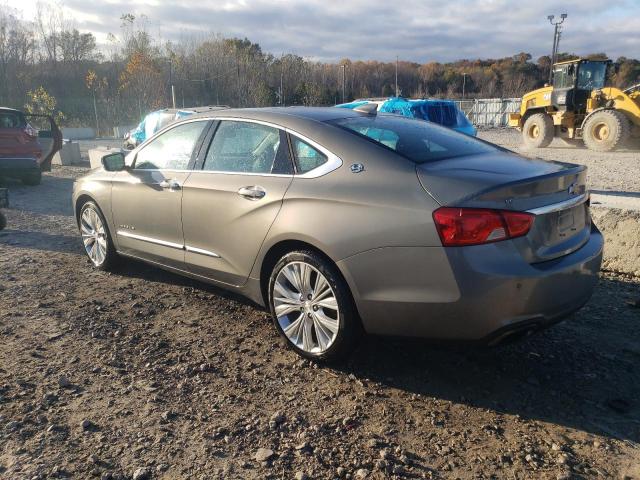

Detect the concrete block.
xmin=61 ymin=127 xmax=96 ymax=140
xmin=52 ymin=142 xmax=82 ymax=166
xmin=88 ymin=146 xmax=122 ymax=170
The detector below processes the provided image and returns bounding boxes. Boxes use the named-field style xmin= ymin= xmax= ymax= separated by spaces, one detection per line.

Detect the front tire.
xmin=522 ymin=113 xmax=554 ymax=148
xmin=583 ymin=110 xmax=630 ymax=152
xmin=22 ymin=170 xmax=42 ymax=186
xmin=78 ymin=201 xmax=117 ymax=270
xmin=268 ymin=250 xmax=360 ymax=362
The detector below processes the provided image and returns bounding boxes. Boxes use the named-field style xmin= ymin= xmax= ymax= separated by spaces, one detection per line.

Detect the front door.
xmin=111 ymin=120 xmax=210 ymax=269
xmin=181 ymin=120 xmax=294 ymax=286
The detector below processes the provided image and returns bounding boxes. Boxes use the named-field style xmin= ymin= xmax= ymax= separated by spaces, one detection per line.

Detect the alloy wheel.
xmin=80 ymin=206 xmax=108 ymax=266
xmin=273 ymin=261 xmax=340 ymax=354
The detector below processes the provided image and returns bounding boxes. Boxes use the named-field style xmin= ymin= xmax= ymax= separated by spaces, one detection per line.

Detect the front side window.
xmin=135 ymin=121 xmax=207 ymax=170
xmin=290 ymin=137 xmax=328 ymax=173
xmin=577 ymin=61 xmax=607 ymax=90
xmin=331 ymin=115 xmax=496 ymax=163
xmin=0 ymin=111 xmax=25 ymax=129
xmin=203 ymin=121 xmax=292 ymax=174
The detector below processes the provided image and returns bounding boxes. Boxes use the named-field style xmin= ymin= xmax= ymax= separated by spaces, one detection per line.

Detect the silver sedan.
xmin=73 ymin=107 xmax=603 ymax=361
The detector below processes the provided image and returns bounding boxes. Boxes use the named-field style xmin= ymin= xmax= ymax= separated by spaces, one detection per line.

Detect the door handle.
xmin=159 ymin=179 xmax=181 ymax=191
xmin=237 ymin=186 xmax=266 ymax=200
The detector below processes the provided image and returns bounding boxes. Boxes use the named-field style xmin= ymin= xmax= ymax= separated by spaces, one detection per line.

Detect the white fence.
xmin=454 ymin=98 xmax=522 ymax=127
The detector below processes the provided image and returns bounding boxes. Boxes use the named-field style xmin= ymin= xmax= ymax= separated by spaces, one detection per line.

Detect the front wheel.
xmin=268 ymin=250 xmax=361 ymax=362
xmin=582 ymin=110 xmax=630 ymax=152
xmin=522 ymin=113 xmax=554 ymax=148
xmin=78 ymin=201 xmax=118 ymax=270
xmin=22 ymin=171 xmax=42 ymax=186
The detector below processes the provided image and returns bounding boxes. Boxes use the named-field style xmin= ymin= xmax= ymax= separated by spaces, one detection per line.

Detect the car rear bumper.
xmin=0 ymin=157 xmax=41 ymax=178
xmin=338 ymin=224 xmax=603 ymax=341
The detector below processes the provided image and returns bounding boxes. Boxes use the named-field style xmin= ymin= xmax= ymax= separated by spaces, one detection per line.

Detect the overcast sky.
xmin=7 ymin=0 xmax=640 ymax=63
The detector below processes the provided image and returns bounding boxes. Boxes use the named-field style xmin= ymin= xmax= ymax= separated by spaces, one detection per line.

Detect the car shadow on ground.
xmin=335 ymin=276 xmax=640 ymax=444
xmin=105 ymin=257 xmax=640 ymax=445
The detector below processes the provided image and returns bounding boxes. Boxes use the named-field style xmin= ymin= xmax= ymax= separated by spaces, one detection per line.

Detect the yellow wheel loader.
xmin=509 ymin=59 xmax=640 ymax=151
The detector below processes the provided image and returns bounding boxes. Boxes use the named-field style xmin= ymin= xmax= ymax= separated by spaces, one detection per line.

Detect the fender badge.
xmin=350 ymin=163 xmax=365 ymax=173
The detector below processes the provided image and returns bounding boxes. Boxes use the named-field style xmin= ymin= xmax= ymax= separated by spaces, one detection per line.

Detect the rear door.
xmin=110 ymin=120 xmax=210 ymax=269
xmin=181 ymin=119 xmax=294 ymax=286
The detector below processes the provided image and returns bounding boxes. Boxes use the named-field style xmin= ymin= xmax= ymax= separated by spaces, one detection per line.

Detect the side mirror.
xmin=101 ymin=152 xmax=126 ymax=171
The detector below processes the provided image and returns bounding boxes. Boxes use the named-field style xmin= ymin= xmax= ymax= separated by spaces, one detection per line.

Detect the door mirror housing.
xmin=102 ymin=152 xmax=126 ymax=171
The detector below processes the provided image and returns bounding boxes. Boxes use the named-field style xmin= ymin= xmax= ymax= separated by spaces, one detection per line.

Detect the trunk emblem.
xmin=350 ymin=163 xmax=365 ymax=173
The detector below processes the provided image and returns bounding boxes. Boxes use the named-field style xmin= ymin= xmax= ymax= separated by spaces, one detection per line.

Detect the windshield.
xmin=330 ymin=114 xmax=495 ymax=163
xmin=577 ymin=61 xmax=607 ymax=90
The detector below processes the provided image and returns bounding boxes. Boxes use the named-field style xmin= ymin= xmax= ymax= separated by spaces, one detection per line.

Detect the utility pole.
xmin=169 ymin=58 xmax=176 ymax=108
xmin=395 ymin=56 xmax=399 ymax=97
xmin=280 ymin=69 xmax=284 ymax=106
xmin=341 ymin=64 xmax=346 ymax=103
xmin=547 ymin=13 xmax=567 ymax=84
xmin=462 ymin=73 xmax=467 ymax=99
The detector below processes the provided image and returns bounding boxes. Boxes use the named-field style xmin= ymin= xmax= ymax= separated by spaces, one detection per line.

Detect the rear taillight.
xmin=433 ymin=207 xmax=534 ymax=247
xmin=24 ymin=124 xmax=38 ymax=138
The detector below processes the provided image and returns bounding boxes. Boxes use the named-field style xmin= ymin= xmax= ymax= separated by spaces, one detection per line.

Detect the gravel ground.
xmin=1 ymin=131 xmax=640 ymax=480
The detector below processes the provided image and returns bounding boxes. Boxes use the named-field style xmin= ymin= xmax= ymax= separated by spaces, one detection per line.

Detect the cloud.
xmin=8 ymin=0 xmax=640 ymax=62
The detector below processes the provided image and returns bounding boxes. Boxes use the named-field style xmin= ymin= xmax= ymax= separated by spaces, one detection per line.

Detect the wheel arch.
xmin=521 ymin=107 xmax=549 ymax=125
xmin=580 ymin=107 xmax=624 ymax=130
xmin=258 ymin=239 xmax=360 ymax=322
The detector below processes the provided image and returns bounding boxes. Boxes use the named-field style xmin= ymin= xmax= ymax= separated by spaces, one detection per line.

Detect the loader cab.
xmin=551 ymin=59 xmax=609 ymax=112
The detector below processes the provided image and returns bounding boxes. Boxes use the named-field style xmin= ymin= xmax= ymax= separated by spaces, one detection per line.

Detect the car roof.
xmin=188 ymin=106 xmax=362 ymax=128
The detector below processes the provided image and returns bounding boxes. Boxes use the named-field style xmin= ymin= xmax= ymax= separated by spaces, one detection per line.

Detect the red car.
xmin=0 ymin=107 xmax=62 ymax=185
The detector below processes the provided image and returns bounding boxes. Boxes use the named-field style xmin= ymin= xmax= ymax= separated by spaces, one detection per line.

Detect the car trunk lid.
xmin=417 ymin=152 xmax=590 ymax=263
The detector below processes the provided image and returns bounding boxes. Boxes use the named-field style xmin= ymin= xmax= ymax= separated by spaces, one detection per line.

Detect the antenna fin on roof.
xmin=353 ymin=103 xmax=378 ymax=116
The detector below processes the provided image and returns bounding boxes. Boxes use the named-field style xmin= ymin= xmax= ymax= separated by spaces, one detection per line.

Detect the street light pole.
xmin=395 ymin=55 xmax=399 ymax=97
xmin=462 ymin=73 xmax=467 ymax=99
xmin=547 ymin=13 xmax=567 ymax=84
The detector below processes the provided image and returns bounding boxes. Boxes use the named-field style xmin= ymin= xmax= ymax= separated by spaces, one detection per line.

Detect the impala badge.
xmin=350 ymin=163 xmax=365 ymax=173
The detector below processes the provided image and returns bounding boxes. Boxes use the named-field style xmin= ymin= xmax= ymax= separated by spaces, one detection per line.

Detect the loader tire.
xmin=583 ymin=110 xmax=630 ymax=152
xmin=522 ymin=113 xmax=554 ymax=148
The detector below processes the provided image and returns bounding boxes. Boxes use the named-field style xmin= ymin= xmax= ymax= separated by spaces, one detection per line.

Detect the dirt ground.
xmin=1 ymin=132 xmax=640 ymax=480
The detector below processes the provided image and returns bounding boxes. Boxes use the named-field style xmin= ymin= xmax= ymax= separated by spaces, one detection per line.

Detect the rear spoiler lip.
xmin=449 ymin=163 xmax=587 ymax=206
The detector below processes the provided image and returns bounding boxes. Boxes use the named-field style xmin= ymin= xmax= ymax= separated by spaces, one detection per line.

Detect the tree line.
xmin=1 ymin=9 xmax=639 ymax=133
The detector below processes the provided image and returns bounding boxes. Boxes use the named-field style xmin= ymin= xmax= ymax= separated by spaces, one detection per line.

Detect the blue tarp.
xmin=128 ymin=109 xmax=197 ymax=145
xmin=336 ymin=97 xmax=477 ymax=136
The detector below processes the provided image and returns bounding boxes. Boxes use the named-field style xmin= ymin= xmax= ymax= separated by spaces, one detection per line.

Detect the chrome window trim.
xmin=201 ymin=117 xmax=343 ymax=178
xmin=117 ymin=230 xmax=184 ymax=250
xmin=526 ymin=193 xmax=589 ymax=215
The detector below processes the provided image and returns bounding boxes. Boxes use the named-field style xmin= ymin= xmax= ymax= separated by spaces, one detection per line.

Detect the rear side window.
xmin=135 ymin=121 xmax=207 ymax=170
xmin=203 ymin=121 xmax=292 ymax=174
xmin=331 ymin=115 xmax=495 ymax=163
xmin=290 ymin=137 xmax=328 ymax=174
xmin=0 ymin=111 xmax=25 ymax=129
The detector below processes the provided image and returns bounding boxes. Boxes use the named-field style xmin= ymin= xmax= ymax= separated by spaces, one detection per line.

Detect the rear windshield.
xmin=330 ymin=114 xmax=495 ymax=163
xmin=0 ymin=110 xmax=26 ymax=129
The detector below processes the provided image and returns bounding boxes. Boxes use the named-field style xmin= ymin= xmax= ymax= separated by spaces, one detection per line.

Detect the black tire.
xmin=522 ymin=113 xmax=554 ymax=148
xmin=268 ymin=250 xmax=361 ymax=362
xmin=78 ymin=201 xmax=118 ymax=271
xmin=583 ymin=110 xmax=630 ymax=152
xmin=22 ymin=170 xmax=42 ymax=186
xmin=0 ymin=211 xmax=6 ymax=231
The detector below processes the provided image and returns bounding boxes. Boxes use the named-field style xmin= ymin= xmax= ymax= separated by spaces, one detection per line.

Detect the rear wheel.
xmin=522 ymin=113 xmax=554 ymax=148
xmin=268 ymin=250 xmax=360 ymax=362
xmin=583 ymin=110 xmax=630 ymax=152
xmin=79 ymin=201 xmax=117 ymax=270
xmin=22 ymin=170 xmax=42 ymax=186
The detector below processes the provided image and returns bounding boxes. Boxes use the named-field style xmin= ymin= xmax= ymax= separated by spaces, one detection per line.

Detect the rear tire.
xmin=78 ymin=201 xmax=118 ymax=271
xmin=522 ymin=113 xmax=554 ymax=148
xmin=583 ymin=110 xmax=630 ymax=152
xmin=22 ymin=171 xmax=42 ymax=186
xmin=268 ymin=250 xmax=361 ymax=362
